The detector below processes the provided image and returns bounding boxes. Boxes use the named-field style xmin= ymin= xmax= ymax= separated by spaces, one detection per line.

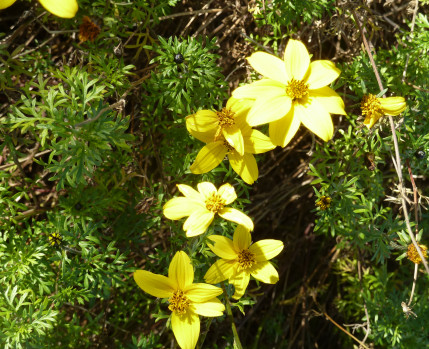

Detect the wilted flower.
xmin=134 ymin=251 xmax=225 ymax=349
xmin=79 ymin=16 xmax=101 ymax=42
xmin=316 ymin=195 xmax=332 ymax=210
xmin=204 ymin=225 xmax=283 ymax=299
xmin=163 ymin=182 xmax=254 ymax=237
xmin=407 ymin=243 xmax=428 ymax=264
xmin=361 ymin=94 xmax=406 ymax=129
xmin=232 ymin=39 xmax=345 ymax=147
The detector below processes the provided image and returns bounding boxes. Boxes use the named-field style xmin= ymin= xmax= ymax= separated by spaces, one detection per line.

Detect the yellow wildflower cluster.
xmin=133 ymin=39 xmax=407 ymax=349
xmin=407 ymin=243 xmax=428 ymax=264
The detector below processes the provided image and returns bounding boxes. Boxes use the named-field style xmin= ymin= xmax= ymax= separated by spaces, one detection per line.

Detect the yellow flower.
xmin=204 ymin=225 xmax=284 ymax=299
xmin=232 ymin=39 xmax=346 ymax=147
xmin=407 ymin=243 xmax=428 ymax=264
xmin=0 ymin=0 xmax=78 ymax=18
xmin=361 ymin=94 xmax=406 ymax=129
xmin=186 ymin=99 xmax=275 ymax=185
xmin=163 ymin=182 xmax=254 ymax=237
xmin=315 ymin=195 xmax=332 ymax=210
xmin=134 ymin=251 xmax=225 ymax=349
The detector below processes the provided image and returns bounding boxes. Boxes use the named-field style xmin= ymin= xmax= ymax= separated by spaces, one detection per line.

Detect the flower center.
xmin=237 ymin=249 xmax=256 ymax=270
xmin=286 ymin=78 xmax=309 ymax=101
xmin=407 ymin=243 xmax=428 ymax=264
xmin=361 ymin=94 xmax=382 ymax=118
xmin=216 ymin=108 xmax=235 ymax=128
xmin=205 ymin=192 xmax=226 ymax=213
xmin=315 ymin=196 xmax=332 ymax=210
xmin=168 ymin=290 xmax=190 ymax=314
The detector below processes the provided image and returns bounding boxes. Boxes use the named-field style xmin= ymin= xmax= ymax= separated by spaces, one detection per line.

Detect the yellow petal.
xmin=227 ymin=97 xmax=254 ymax=116
xmin=247 ymin=93 xmax=292 ymax=126
xmin=168 ymin=251 xmax=194 ymax=290
xmin=306 ymin=61 xmax=341 ymax=90
xmin=230 ymin=270 xmax=250 ymax=300
xmin=177 ymin=184 xmax=202 ymax=201
xmin=183 ymin=210 xmax=214 ymax=237
xmin=295 ymin=98 xmax=333 ymax=142
xmin=269 ymin=108 xmax=300 ymax=147
xmin=163 ymin=197 xmax=205 ymax=220
xmin=247 ymin=52 xmax=289 ymax=84
xmin=218 ymin=207 xmax=254 ymax=231
xmin=190 ymin=143 xmax=226 ymax=174
xmin=229 ymin=152 xmax=258 ymax=185
xmin=186 ymin=111 xmax=217 ymax=143
xmin=133 ymin=270 xmax=175 ymax=298
xmin=284 ymin=39 xmax=310 ymax=81
xmin=39 ymin=0 xmax=78 ymax=18
xmin=249 ymin=239 xmax=284 ymax=261
xmin=223 ymin=125 xmax=244 ymax=156
xmin=233 ymin=225 xmax=252 ymax=251
xmin=185 ymin=283 xmax=223 ymax=302
xmin=232 ymin=79 xmax=286 ymax=100
xmin=192 ymin=298 xmax=225 ymax=317
xmin=197 ymin=182 xmax=217 ymax=199
xmin=250 ymin=261 xmax=279 ymax=284
xmin=208 ymin=235 xmax=238 ymax=259
xmin=363 ymin=111 xmax=383 ymax=129
xmin=379 ymin=96 xmax=406 ymax=116
xmin=217 ymin=183 xmax=237 ymax=205
xmin=0 ymin=0 xmax=16 ymax=9
xmin=244 ymin=129 xmax=276 ymax=154
xmin=310 ymin=86 xmax=346 ymax=115
xmin=171 ymin=311 xmax=200 ymax=349
xmin=204 ymin=259 xmax=236 ymax=284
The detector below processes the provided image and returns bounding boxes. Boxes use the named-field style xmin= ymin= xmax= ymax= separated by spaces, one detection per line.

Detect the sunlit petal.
xmin=168 ymin=251 xmax=194 ymax=290
xmin=310 ymin=86 xmax=346 ymax=115
xmin=229 ymin=152 xmax=258 ymax=185
xmin=295 ymin=99 xmax=333 ymax=142
xmin=379 ymin=97 xmax=406 ymax=115
xmin=247 ymin=52 xmax=288 ymax=84
xmin=197 ymin=182 xmax=217 ymax=199
xmin=247 ymin=93 xmax=292 ymax=126
xmin=171 ymin=311 xmax=200 ymax=349
xmin=232 ymin=79 xmax=286 ymax=100
xmin=208 ymin=235 xmax=238 ymax=259
xmin=218 ymin=183 xmax=237 ymax=205
xmin=186 ymin=111 xmax=218 ymax=143
xmin=223 ymin=126 xmax=244 ymax=156
xmin=185 ymin=283 xmax=223 ymax=302
xmin=134 ymin=270 xmax=175 ymax=298
xmin=183 ymin=210 xmax=214 ymax=237
xmin=306 ymin=61 xmax=341 ymax=90
xmin=284 ymin=39 xmax=310 ymax=81
xmin=0 ymin=0 xmax=16 ymax=9
xmin=192 ymin=298 xmax=225 ymax=317
xmin=204 ymin=259 xmax=236 ymax=284
xmin=177 ymin=184 xmax=202 ymax=201
xmin=233 ymin=225 xmax=252 ymax=251
xmin=250 ymin=261 xmax=279 ymax=284
xmin=163 ymin=197 xmax=205 ymax=220
xmin=218 ymin=207 xmax=254 ymax=231
xmin=244 ymin=129 xmax=276 ymax=154
xmin=249 ymin=239 xmax=284 ymax=261
xmin=269 ymin=108 xmax=300 ymax=147
xmin=190 ymin=143 xmax=226 ymax=174
xmin=230 ymin=270 xmax=250 ymax=300
xmin=39 ymin=0 xmax=78 ymax=18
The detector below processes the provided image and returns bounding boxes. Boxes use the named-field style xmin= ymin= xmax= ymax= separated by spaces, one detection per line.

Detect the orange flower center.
xmin=216 ymin=108 xmax=235 ymax=128
xmin=361 ymin=94 xmax=382 ymax=118
xmin=407 ymin=243 xmax=428 ymax=264
xmin=286 ymin=78 xmax=309 ymax=101
xmin=237 ymin=249 xmax=256 ymax=270
xmin=168 ymin=290 xmax=190 ymax=314
xmin=205 ymin=192 xmax=225 ymax=213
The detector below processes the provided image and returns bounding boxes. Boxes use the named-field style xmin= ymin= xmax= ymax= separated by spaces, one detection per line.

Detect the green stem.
xmin=222 ymin=282 xmax=243 ymax=349
xmin=197 ymin=317 xmax=213 ymax=349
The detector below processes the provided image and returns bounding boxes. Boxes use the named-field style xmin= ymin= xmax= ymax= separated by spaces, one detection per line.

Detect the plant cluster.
xmin=1 ymin=1 xmax=429 ymax=348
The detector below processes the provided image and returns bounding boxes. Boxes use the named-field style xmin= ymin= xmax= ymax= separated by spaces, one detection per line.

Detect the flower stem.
xmin=222 ymin=282 xmax=243 ymax=349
